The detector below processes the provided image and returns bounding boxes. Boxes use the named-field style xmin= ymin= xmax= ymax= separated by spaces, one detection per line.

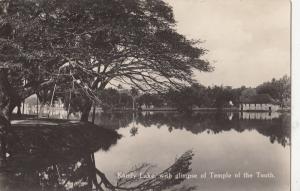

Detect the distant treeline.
xmin=96 ymin=75 xmax=290 ymax=112
xmin=26 ymin=76 xmax=290 ymax=113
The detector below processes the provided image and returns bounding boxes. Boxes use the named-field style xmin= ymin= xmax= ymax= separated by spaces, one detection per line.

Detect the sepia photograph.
xmin=0 ymin=0 xmax=291 ymax=191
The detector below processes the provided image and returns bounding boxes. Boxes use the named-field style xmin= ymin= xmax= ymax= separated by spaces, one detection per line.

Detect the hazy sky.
xmin=165 ymin=0 xmax=290 ymax=88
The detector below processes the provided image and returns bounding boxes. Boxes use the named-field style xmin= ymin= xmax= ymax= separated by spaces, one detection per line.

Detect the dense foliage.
xmin=93 ymin=76 xmax=290 ymax=112
xmin=0 ymin=0 xmax=211 ymax=122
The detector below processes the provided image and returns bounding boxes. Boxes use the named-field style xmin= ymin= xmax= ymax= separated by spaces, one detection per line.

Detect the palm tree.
xmin=130 ymin=87 xmax=139 ymax=110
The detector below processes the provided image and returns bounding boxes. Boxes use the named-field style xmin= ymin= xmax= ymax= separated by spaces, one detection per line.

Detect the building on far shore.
xmin=239 ymin=94 xmax=280 ymax=112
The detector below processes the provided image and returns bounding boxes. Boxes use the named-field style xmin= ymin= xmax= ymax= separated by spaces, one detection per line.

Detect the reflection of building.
xmin=239 ymin=112 xmax=280 ymax=120
xmin=239 ymin=94 xmax=280 ymax=112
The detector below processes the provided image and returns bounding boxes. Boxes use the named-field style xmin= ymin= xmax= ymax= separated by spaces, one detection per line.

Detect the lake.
xmin=0 ymin=111 xmax=290 ymax=191
xmin=92 ymin=111 xmax=290 ymax=191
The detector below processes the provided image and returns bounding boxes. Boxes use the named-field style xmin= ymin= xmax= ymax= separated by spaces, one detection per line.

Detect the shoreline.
xmin=110 ymin=107 xmax=291 ymax=113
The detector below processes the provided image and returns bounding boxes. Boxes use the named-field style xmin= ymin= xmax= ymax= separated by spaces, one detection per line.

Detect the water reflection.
xmin=92 ymin=112 xmax=290 ymax=191
xmin=0 ymin=122 xmax=120 ymax=190
xmin=0 ymin=121 xmax=195 ymax=191
xmin=93 ymin=112 xmax=290 ymax=147
xmin=0 ymin=112 xmax=290 ymax=191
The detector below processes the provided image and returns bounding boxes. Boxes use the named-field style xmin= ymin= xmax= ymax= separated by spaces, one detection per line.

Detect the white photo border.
xmin=292 ymin=0 xmax=299 ymax=190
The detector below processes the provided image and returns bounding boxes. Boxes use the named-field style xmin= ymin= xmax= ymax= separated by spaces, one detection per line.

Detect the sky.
xmin=164 ymin=0 xmax=290 ymax=88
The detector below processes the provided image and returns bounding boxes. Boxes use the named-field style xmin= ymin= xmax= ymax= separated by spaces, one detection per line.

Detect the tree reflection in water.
xmin=0 ymin=121 xmax=195 ymax=191
xmin=94 ymin=111 xmax=290 ymax=147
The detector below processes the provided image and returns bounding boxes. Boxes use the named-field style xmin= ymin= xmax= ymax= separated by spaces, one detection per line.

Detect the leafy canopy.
xmin=0 ymin=0 xmax=211 ymax=103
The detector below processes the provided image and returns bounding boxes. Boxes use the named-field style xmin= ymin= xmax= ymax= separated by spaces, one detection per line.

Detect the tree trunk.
xmin=91 ymin=104 xmax=96 ymax=124
xmin=38 ymin=103 xmax=46 ymax=118
xmin=80 ymin=81 xmax=108 ymax=122
xmin=17 ymin=103 xmax=22 ymax=117
xmin=132 ymin=98 xmax=135 ymax=111
xmin=0 ymin=69 xmax=15 ymax=130
xmin=80 ymin=100 xmax=92 ymax=122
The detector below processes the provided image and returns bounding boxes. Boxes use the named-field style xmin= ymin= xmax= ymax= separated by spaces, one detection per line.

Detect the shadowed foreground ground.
xmin=3 ymin=119 xmax=121 ymax=161
xmin=0 ymin=119 xmax=121 ymax=190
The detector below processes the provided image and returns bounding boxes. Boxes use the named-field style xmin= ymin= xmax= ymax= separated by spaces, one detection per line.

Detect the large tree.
xmin=0 ymin=0 xmax=211 ymax=125
xmin=165 ymin=84 xmax=205 ymax=112
xmin=256 ymin=75 xmax=291 ymax=107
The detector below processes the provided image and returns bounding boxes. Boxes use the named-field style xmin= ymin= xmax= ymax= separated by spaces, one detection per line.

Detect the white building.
xmin=239 ymin=94 xmax=280 ymax=112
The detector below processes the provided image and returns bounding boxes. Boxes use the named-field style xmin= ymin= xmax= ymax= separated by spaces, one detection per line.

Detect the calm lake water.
xmin=93 ymin=112 xmax=290 ymax=191
xmin=0 ymin=111 xmax=290 ymax=191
